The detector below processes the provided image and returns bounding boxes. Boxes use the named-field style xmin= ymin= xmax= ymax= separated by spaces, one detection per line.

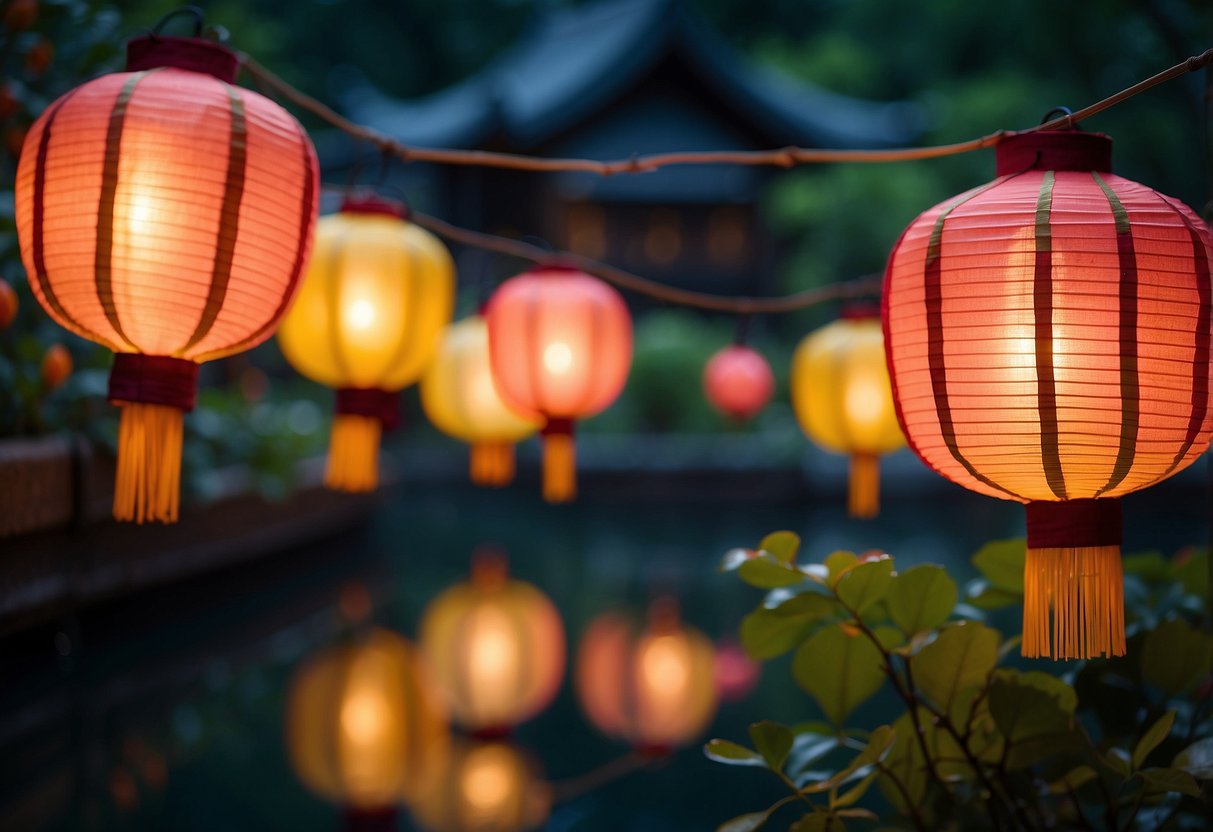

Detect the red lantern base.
xmin=1023 ymin=498 xmax=1125 ymax=660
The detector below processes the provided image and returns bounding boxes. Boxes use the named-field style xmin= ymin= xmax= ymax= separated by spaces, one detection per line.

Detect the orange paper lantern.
xmin=485 ymin=266 xmax=632 ymax=502
xmin=277 ymin=195 xmax=455 ymax=492
xmin=420 ymin=315 xmax=541 ymax=487
xmin=703 ymin=344 xmax=775 ymax=422
xmin=884 ymin=130 xmax=1213 ymax=659
xmin=285 ymin=628 xmax=450 ymax=812
xmin=791 ymin=311 xmax=905 ymax=518
xmin=408 ymin=739 xmax=552 ymax=832
xmin=420 ymin=552 xmax=565 ymax=733
xmin=14 ymin=35 xmax=318 ymax=523
xmin=575 ymin=598 xmax=717 ymax=752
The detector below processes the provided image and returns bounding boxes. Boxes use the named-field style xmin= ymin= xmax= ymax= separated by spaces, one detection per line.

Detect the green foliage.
xmin=710 ymin=535 xmax=1213 ymax=831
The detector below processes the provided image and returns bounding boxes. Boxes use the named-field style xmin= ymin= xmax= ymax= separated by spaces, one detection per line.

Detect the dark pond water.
xmin=1 ymin=447 xmax=1208 ymax=831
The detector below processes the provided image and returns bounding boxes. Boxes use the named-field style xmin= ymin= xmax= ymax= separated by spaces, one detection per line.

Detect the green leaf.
xmin=792 ymin=624 xmax=886 ymax=726
xmin=759 ymin=531 xmax=801 ymax=565
xmin=887 ymin=564 xmax=957 ymax=635
xmin=705 ymin=739 xmax=766 ymax=767
xmin=824 ymin=551 xmax=858 ymax=585
xmin=788 ymin=811 xmax=842 ymax=832
xmin=1173 ymin=548 xmax=1209 ymax=598
xmin=740 ymin=593 xmax=838 ymax=660
xmin=738 ymin=553 xmax=807 ymax=589
xmin=1174 ymin=737 xmax=1213 ymax=779
xmin=1133 ymin=710 xmax=1176 ymax=771
xmin=971 ymin=539 xmax=1025 ymax=591
xmin=987 ymin=669 xmax=1076 ymax=769
xmin=1122 ymin=551 xmax=1170 ymax=581
xmin=804 ymin=724 xmax=896 ymax=794
xmin=1047 ymin=765 xmax=1099 ymax=794
xmin=1142 ymin=618 xmax=1213 ymax=695
xmin=834 ymin=558 xmax=894 ymax=615
xmin=1104 ymin=748 xmax=1132 ymax=779
xmin=912 ymin=621 xmax=1000 ymax=724
xmin=831 ymin=770 xmax=879 ymax=809
xmin=717 ymin=810 xmax=775 ymax=832
xmin=749 ymin=721 xmax=794 ymax=771
xmin=1136 ymin=767 xmax=1203 ymax=798
xmin=966 ymin=579 xmax=1022 ymax=610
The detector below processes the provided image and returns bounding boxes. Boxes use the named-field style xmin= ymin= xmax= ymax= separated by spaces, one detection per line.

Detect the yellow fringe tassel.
xmin=470 ymin=442 xmax=515 ymax=487
xmin=848 ymin=453 xmax=880 ymax=519
xmin=542 ymin=433 xmax=576 ymax=503
xmin=113 ymin=402 xmax=184 ymax=524
xmin=325 ymin=414 xmax=381 ymax=493
xmin=1022 ymin=545 xmax=1126 ymax=660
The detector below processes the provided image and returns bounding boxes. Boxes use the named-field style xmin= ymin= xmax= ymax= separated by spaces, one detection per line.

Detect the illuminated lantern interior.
xmin=420 ymin=551 xmax=566 ymax=733
xmin=407 ymin=739 xmax=552 ymax=832
xmin=486 ymin=266 xmax=632 ymax=502
xmin=14 ymin=34 xmax=318 ymax=523
xmin=703 ymin=344 xmax=775 ymax=422
xmin=420 ymin=315 xmax=541 ymax=487
xmin=575 ymin=597 xmax=717 ymax=752
xmin=285 ymin=628 xmax=450 ymax=811
xmin=278 ymin=195 xmax=455 ymax=492
xmin=884 ymin=130 xmax=1213 ymax=659
xmin=792 ymin=312 xmax=905 ymax=518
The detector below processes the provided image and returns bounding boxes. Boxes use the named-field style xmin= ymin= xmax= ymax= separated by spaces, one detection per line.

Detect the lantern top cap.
xmin=125 ymin=34 xmax=239 ymax=83
xmin=340 ymin=193 xmax=408 ymax=220
xmin=995 ymin=130 xmax=1112 ymax=176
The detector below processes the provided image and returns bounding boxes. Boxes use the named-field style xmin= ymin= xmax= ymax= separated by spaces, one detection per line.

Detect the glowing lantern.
xmin=713 ymin=638 xmax=761 ymax=703
xmin=286 ymin=628 xmax=450 ymax=813
xmin=485 ymin=266 xmax=632 ymax=502
xmin=884 ymin=130 xmax=1213 ymax=659
xmin=277 ymin=195 xmax=455 ymax=492
xmin=703 ymin=344 xmax=775 ymax=422
xmin=420 ymin=315 xmax=541 ymax=487
xmin=408 ymin=739 xmax=552 ymax=832
xmin=575 ymin=598 xmax=717 ymax=752
xmin=14 ymin=34 xmax=318 ymax=523
xmin=420 ymin=552 xmax=565 ymax=733
xmin=791 ymin=311 xmax=905 ymax=518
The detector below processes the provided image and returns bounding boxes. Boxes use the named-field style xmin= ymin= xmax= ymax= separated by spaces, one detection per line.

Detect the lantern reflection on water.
xmin=408 ymin=739 xmax=552 ymax=832
xmin=420 ymin=552 xmax=565 ymax=734
xmin=285 ymin=628 xmax=449 ymax=812
xmin=575 ymin=598 xmax=717 ymax=752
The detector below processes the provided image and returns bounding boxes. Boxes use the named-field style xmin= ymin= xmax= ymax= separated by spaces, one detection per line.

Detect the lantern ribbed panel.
xmin=278 ymin=211 xmax=455 ymax=391
xmin=885 ymin=167 xmax=1213 ymax=503
xmin=485 ymin=268 xmax=632 ymax=421
xmin=420 ymin=315 xmax=540 ymax=444
xmin=16 ymin=67 xmax=317 ymax=361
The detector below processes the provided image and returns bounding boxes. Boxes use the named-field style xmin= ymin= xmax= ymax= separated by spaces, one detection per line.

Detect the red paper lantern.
xmin=485 ymin=266 xmax=632 ymax=502
xmin=884 ymin=130 xmax=1213 ymax=659
xmin=14 ymin=35 xmax=318 ymax=523
xmin=703 ymin=344 xmax=774 ymax=422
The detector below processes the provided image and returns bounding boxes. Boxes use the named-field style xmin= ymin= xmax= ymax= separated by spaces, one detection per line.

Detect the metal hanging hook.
xmin=150 ymin=6 xmax=205 ymax=37
xmin=1039 ymin=105 xmax=1079 ymax=129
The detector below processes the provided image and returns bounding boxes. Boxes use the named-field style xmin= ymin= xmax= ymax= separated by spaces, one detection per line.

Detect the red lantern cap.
xmin=341 ymin=193 xmax=407 ymax=220
xmin=995 ymin=130 xmax=1112 ymax=176
xmin=125 ymin=35 xmax=239 ymax=83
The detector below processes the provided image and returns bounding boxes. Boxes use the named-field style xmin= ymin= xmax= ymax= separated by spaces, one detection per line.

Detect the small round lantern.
xmin=575 ymin=598 xmax=717 ymax=752
xmin=485 ymin=266 xmax=632 ymax=502
xmin=408 ymin=739 xmax=552 ymax=832
xmin=14 ymin=34 xmax=319 ymax=523
xmin=420 ymin=315 xmax=541 ymax=487
xmin=884 ymin=129 xmax=1213 ymax=659
xmin=277 ymin=195 xmax=455 ymax=492
xmin=703 ymin=344 xmax=775 ymax=422
xmin=286 ymin=628 xmax=450 ymax=816
xmin=791 ymin=311 xmax=905 ymax=518
xmin=420 ymin=552 xmax=565 ymax=733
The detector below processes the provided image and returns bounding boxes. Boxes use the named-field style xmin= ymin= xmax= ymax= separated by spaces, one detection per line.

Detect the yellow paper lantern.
xmin=575 ymin=598 xmax=717 ymax=752
xmin=791 ymin=312 xmax=905 ymax=518
xmin=278 ymin=195 xmax=455 ymax=492
xmin=420 ymin=552 xmax=565 ymax=733
xmin=408 ymin=739 xmax=552 ymax=832
xmin=420 ymin=315 xmax=540 ymax=487
xmin=285 ymin=628 xmax=450 ymax=811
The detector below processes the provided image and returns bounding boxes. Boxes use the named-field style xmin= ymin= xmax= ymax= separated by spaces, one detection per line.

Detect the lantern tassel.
xmin=113 ymin=402 xmax=184 ymax=524
xmin=325 ymin=414 xmax=381 ymax=493
xmin=847 ymin=453 xmax=880 ymax=518
xmin=541 ymin=432 xmax=576 ymax=503
xmin=1022 ymin=545 xmax=1125 ymax=659
xmin=470 ymin=442 xmax=515 ymax=487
